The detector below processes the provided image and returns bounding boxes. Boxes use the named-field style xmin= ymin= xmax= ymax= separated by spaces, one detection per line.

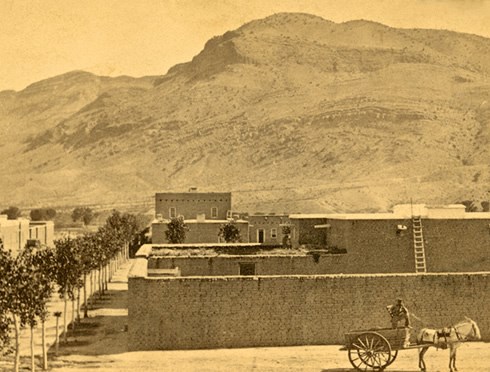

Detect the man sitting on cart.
xmin=387 ymin=298 xmax=411 ymax=329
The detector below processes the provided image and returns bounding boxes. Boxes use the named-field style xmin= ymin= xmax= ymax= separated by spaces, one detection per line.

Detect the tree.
xmin=16 ymin=246 xmax=56 ymax=371
xmin=0 ymin=242 xmax=13 ymax=358
xmin=482 ymin=201 xmax=490 ymax=212
xmin=53 ymin=237 xmax=82 ymax=343
xmin=166 ymin=217 xmax=186 ymax=244
xmin=281 ymin=225 xmax=292 ymax=249
xmin=1 ymin=206 xmax=21 ymax=220
xmin=218 ymin=222 xmax=241 ymax=243
xmin=460 ymin=200 xmax=478 ymax=212
xmin=45 ymin=208 xmax=57 ymax=220
xmin=71 ymin=207 xmax=94 ymax=226
xmin=30 ymin=208 xmax=57 ymax=221
xmin=30 ymin=209 xmax=45 ymax=221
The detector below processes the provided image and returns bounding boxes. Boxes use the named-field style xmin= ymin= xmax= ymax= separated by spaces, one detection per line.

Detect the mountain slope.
xmin=1 ymin=13 xmax=490 ymax=212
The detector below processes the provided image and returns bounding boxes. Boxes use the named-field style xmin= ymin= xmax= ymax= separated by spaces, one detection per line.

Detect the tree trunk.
xmin=41 ymin=320 xmax=48 ymax=370
xmin=76 ymin=286 xmax=81 ymax=322
xmin=71 ymin=298 xmax=76 ymax=334
xmin=83 ymin=273 xmax=88 ymax=318
xmin=13 ymin=313 xmax=20 ymax=372
xmin=55 ymin=316 xmax=59 ymax=356
xmin=90 ymin=270 xmax=94 ymax=307
xmin=99 ymin=267 xmax=103 ymax=296
xmin=30 ymin=325 xmax=36 ymax=372
xmin=63 ymin=290 xmax=68 ymax=343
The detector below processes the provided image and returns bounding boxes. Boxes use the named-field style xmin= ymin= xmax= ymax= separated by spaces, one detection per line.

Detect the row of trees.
xmin=1 ymin=206 xmax=57 ymax=221
xmin=0 ymin=210 xmax=145 ymax=372
xmin=0 ymin=206 xmax=94 ymax=223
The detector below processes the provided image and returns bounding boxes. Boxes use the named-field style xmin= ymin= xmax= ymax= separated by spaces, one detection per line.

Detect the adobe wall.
xmin=147 ymin=252 xmax=413 ymax=276
xmin=291 ymin=218 xmax=327 ymax=247
xmin=327 ymin=219 xmax=414 ymax=273
xmin=148 ymin=255 xmax=353 ymax=276
xmin=128 ymin=271 xmax=490 ymax=351
xmin=422 ymin=219 xmax=490 ymax=272
xmin=292 ymin=218 xmax=490 ymax=272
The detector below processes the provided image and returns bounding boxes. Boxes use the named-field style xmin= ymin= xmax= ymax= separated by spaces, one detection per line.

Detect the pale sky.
xmin=1 ymin=0 xmax=490 ymax=91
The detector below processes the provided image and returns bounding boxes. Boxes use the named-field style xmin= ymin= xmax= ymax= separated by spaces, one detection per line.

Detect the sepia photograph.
xmin=0 ymin=0 xmax=489 ymax=371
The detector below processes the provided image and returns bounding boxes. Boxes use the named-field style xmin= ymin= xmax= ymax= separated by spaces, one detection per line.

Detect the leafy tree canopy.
xmin=0 ymin=206 xmax=21 ymax=220
xmin=166 ymin=217 xmax=187 ymax=244
xmin=71 ymin=207 xmax=94 ymax=226
xmin=218 ymin=222 xmax=241 ymax=243
xmin=30 ymin=208 xmax=56 ymax=221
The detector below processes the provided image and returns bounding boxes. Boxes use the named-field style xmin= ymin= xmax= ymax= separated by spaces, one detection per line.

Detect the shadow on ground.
xmin=47 ymin=288 xmax=128 ymax=357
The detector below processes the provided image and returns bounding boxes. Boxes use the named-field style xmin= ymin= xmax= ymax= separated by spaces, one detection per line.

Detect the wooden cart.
xmin=342 ymin=327 xmax=421 ymax=371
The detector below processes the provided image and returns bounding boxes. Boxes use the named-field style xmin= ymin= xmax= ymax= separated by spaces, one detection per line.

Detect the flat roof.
xmin=152 ymin=219 xmax=248 ymax=224
xmin=289 ymin=213 xmax=401 ymax=220
xmin=289 ymin=212 xmax=490 ymax=220
xmin=151 ymin=243 xmax=262 ymax=249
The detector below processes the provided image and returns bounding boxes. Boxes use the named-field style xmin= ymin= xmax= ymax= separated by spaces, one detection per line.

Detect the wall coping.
xmin=128 ymin=257 xmax=148 ymax=278
xmin=135 ymin=244 xmax=152 ymax=258
xmin=149 ymin=253 xmax=344 ymax=259
xmin=132 ymin=271 xmax=490 ymax=281
xmin=151 ymin=243 xmax=263 ymax=248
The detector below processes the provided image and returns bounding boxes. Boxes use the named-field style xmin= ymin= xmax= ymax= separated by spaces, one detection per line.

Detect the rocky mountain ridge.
xmin=1 ymin=13 xmax=489 ymax=213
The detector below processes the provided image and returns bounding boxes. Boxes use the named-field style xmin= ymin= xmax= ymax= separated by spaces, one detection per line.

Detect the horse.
xmin=416 ymin=317 xmax=481 ymax=372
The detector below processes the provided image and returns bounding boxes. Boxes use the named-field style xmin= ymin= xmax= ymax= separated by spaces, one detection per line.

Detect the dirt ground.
xmin=2 ymin=261 xmax=489 ymax=372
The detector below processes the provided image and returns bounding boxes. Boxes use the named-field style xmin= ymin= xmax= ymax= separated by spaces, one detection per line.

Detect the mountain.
xmin=1 ymin=12 xmax=490 ymax=213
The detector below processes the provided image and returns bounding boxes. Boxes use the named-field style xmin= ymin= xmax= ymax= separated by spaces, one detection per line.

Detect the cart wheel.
xmin=348 ymin=332 xmax=392 ymax=371
xmin=386 ymin=350 xmax=398 ymax=367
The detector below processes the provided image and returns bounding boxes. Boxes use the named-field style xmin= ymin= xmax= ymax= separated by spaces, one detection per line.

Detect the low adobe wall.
xmin=148 ymin=254 xmax=359 ymax=276
xmin=128 ymin=266 xmax=490 ymax=350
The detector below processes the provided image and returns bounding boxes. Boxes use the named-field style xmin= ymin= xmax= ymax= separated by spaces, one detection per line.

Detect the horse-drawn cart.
xmin=341 ymin=327 xmax=419 ymax=371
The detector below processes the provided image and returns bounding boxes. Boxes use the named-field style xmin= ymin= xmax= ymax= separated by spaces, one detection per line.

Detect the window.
xmin=169 ymin=207 xmax=176 ymax=218
xmin=271 ymin=228 xmax=277 ymax=239
xmin=211 ymin=207 xmax=218 ymax=218
xmin=239 ymin=263 xmax=256 ymax=276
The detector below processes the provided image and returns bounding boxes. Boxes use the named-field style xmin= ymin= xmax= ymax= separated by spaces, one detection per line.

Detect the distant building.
xmin=29 ymin=221 xmax=55 ymax=248
xmin=0 ymin=215 xmax=29 ymax=253
xmin=152 ymin=189 xmax=249 ymax=244
xmin=0 ymin=215 xmax=55 ymax=254
xmin=248 ymin=214 xmax=291 ymax=246
xmin=155 ymin=190 xmax=231 ymax=220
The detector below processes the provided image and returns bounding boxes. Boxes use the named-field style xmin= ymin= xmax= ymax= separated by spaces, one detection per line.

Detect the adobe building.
xmin=0 ymin=215 xmax=30 ymax=253
xmin=289 ymin=204 xmax=490 ymax=273
xmin=0 ymin=215 xmax=54 ymax=254
xmin=28 ymin=221 xmax=55 ymax=247
xmin=155 ymin=190 xmax=232 ymax=220
xmin=248 ymin=214 xmax=292 ymax=246
xmin=152 ymin=189 xmax=250 ymax=244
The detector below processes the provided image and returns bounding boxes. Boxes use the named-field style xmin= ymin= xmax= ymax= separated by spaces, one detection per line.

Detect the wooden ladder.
xmin=412 ymin=216 xmax=427 ymax=273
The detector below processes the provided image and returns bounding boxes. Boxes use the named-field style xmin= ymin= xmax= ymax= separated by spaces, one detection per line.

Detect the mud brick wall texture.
xmin=128 ymin=273 xmax=490 ymax=351
xmin=292 ymin=218 xmax=490 ymax=272
xmin=147 ymin=254 xmax=405 ymax=276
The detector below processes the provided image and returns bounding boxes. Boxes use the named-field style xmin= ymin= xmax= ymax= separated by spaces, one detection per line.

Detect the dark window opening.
xmin=239 ymin=263 xmax=256 ymax=276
